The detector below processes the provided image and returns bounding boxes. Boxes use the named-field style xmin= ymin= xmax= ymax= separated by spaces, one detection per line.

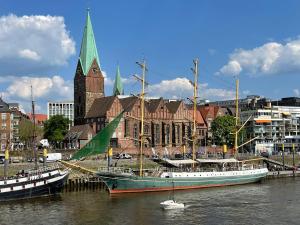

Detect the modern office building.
xmin=240 ymin=105 xmax=300 ymax=154
xmin=47 ymin=101 xmax=74 ymax=128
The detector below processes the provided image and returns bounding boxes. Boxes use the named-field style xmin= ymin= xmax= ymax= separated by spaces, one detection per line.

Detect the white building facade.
xmin=240 ymin=106 xmax=300 ymax=154
xmin=47 ymin=101 xmax=74 ymax=128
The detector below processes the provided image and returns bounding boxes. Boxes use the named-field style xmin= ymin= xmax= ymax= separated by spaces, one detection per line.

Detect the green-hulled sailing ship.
xmin=72 ymin=59 xmax=268 ymax=194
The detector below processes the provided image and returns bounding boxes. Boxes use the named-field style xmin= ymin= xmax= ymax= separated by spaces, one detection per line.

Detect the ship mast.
xmin=31 ymin=85 xmax=38 ymax=169
xmin=234 ymin=77 xmax=239 ymax=157
xmin=136 ymin=60 xmax=147 ymax=177
xmin=192 ymin=59 xmax=199 ymax=168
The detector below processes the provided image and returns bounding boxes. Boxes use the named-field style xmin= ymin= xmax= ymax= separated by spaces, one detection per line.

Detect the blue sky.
xmin=1 ymin=0 xmax=300 ymax=113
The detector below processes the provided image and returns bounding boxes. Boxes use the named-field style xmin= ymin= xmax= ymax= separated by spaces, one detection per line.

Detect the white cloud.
xmin=4 ymin=75 xmax=73 ymax=101
xmin=122 ymin=77 xmax=135 ymax=84
xmin=0 ymin=14 xmax=75 ymax=74
xmin=102 ymin=71 xmax=114 ymax=86
xmin=146 ymin=77 xmax=235 ymax=101
xmin=147 ymin=77 xmax=193 ymax=99
xmin=293 ymin=89 xmax=300 ymax=97
xmin=101 ymin=70 xmax=134 ymax=87
xmin=218 ymin=60 xmax=242 ymax=76
xmin=0 ymin=76 xmax=15 ymax=83
xmin=1 ymin=75 xmax=73 ymax=113
xmin=19 ymin=49 xmax=40 ymax=61
xmin=242 ymin=90 xmax=251 ymax=96
xmin=217 ymin=38 xmax=300 ymax=76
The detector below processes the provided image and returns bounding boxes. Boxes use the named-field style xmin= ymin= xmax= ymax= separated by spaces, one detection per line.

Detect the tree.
xmin=19 ymin=118 xmax=43 ymax=149
xmin=44 ymin=115 xmax=69 ymax=147
xmin=211 ymin=115 xmax=236 ymax=147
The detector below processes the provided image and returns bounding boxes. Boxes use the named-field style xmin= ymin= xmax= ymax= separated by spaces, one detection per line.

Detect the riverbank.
xmin=0 ymin=158 xmax=159 ymax=177
xmin=1 ymin=157 xmax=299 ymax=180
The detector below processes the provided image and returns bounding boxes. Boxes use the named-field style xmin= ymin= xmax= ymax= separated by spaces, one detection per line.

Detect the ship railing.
xmin=26 ymin=165 xmax=61 ymax=176
xmin=97 ymin=167 xmax=134 ymax=175
xmin=157 ymin=164 xmax=266 ymax=173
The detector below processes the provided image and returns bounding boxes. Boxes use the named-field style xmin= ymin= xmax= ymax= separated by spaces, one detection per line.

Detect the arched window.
xmin=144 ymin=124 xmax=149 ymax=135
xmin=133 ymin=124 xmax=138 ymax=146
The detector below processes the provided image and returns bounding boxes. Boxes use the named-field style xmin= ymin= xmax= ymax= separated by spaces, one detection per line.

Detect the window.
xmin=124 ymin=119 xmax=129 ymax=137
xmin=1 ymin=133 xmax=6 ymax=139
xmin=1 ymin=113 xmax=6 ymax=120
xmin=144 ymin=124 xmax=149 ymax=135
xmin=133 ymin=124 xmax=138 ymax=146
xmin=155 ymin=124 xmax=160 ymax=145
xmin=176 ymin=125 xmax=180 ymax=144
xmin=166 ymin=124 xmax=170 ymax=144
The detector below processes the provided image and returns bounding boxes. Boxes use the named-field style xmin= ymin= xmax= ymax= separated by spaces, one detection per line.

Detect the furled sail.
xmin=71 ymin=111 xmax=124 ymax=160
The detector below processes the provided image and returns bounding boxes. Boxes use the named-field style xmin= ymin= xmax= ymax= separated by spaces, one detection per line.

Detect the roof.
xmin=27 ymin=113 xmax=47 ymax=121
xmin=113 ymin=66 xmax=124 ymax=96
xmin=79 ymin=10 xmax=100 ymax=75
xmin=166 ymin=101 xmax=182 ymax=113
xmin=146 ymin=98 xmax=163 ymax=113
xmin=86 ymin=96 xmax=116 ymax=118
xmin=66 ymin=124 xmax=95 ymax=140
xmin=8 ymin=103 xmax=19 ymax=110
xmin=195 ymin=110 xmax=207 ymax=127
xmin=119 ymin=96 xmax=139 ymax=112
xmin=0 ymin=98 xmax=10 ymax=113
xmin=199 ymin=105 xmax=221 ymax=120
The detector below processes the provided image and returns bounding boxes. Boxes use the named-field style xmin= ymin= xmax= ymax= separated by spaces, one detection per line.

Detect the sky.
xmin=1 ymin=0 xmax=300 ymax=113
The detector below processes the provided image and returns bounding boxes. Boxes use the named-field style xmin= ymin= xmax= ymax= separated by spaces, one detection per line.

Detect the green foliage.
xmin=211 ymin=115 xmax=246 ymax=148
xmin=19 ymin=118 xmax=43 ymax=148
xmin=44 ymin=115 xmax=69 ymax=145
xmin=211 ymin=115 xmax=236 ymax=147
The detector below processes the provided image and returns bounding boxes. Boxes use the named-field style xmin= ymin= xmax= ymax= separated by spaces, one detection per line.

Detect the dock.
xmin=267 ymin=170 xmax=300 ymax=179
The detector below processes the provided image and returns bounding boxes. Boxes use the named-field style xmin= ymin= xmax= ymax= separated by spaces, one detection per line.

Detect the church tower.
xmin=74 ymin=10 xmax=104 ymax=125
xmin=113 ymin=65 xmax=124 ymax=96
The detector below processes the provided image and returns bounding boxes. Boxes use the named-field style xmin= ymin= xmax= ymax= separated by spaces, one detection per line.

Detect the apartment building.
xmin=47 ymin=101 xmax=74 ymax=128
xmin=240 ymin=105 xmax=300 ymax=154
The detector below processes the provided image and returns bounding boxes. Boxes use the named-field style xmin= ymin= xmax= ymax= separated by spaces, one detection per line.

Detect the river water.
xmin=0 ymin=178 xmax=299 ymax=225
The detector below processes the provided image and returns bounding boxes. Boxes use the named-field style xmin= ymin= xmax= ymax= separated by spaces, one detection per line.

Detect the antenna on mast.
xmin=31 ymin=85 xmax=38 ymax=169
xmin=191 ymin=59 xmax=199 ymax=168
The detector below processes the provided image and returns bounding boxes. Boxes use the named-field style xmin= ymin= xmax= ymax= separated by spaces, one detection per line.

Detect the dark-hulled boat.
xmin=0 ymin=166 xmax=69 ymax=202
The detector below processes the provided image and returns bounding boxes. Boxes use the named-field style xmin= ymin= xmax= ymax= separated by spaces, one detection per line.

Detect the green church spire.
xmin=79 ymin=9 xmax=100 ymax=75
xmin=113 ymin=65 xmax=124 ymax=96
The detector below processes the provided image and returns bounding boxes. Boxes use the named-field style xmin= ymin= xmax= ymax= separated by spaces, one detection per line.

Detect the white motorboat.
xmin=160 ymin=200 xmax=185 ymax=210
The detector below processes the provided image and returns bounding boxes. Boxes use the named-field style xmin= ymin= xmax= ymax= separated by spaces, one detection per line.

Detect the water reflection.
xmin=0 ymin=178 xmax=299 ymax=225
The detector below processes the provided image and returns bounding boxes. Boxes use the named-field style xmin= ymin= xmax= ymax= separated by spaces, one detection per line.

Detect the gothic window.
xmin=166 ymin=124 xmax=170 ymax=145
xmin=176 ymin=125 xmax=180 ymax=144
xmin=144 ymin=124 xmax=149 ymax=135
xmin=133 ymin=123 xmax=138 ymax=146
xmin=124 ymin=119 xmax=129 ymax=137
xmin=155 ymin=124 xmax=160 ymax=145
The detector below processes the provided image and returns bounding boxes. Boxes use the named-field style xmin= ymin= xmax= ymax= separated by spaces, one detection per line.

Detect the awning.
xmin=255 ymin=119 xmax=271 ymax=123
xmin=196 ymin=158 xmax=238 ymax=164
xmin=162 ymin=159 xmax=197 ymax=167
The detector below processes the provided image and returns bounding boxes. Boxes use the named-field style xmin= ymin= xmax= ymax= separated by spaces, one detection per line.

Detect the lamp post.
xmin=292 ymin=143 xmax=295 ymax=168
xmin=282 ymin=142 xmax=285 ymax=170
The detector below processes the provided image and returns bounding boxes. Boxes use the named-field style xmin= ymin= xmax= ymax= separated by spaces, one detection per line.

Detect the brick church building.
xmin=70 ymin=11 xmax=207 ymax=154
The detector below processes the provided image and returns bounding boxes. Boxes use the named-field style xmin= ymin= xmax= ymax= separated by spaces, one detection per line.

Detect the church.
xmin=70 ymin=11 xmax=207 ymax=154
